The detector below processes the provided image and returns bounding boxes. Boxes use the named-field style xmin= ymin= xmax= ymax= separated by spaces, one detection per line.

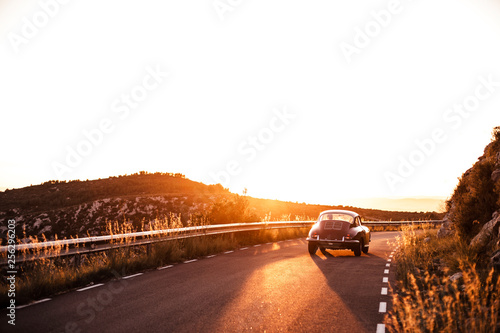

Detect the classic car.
xmin=306 ymin=210 xmax=370 ymax=256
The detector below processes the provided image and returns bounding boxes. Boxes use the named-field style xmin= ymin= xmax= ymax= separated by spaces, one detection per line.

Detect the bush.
xmin=386 ymin=225 xmax=500 ymax=332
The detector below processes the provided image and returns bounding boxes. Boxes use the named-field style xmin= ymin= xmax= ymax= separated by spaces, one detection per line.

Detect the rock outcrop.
xmin=437 ymin=213 xmax=456 ymax=238
xmin=470 ymin=210 xmax=500 ymax=251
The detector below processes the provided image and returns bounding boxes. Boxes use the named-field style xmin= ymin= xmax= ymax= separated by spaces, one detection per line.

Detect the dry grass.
xmin=386 ymin=225 xmax=500 ymax=332
xmin=0 ymin=215 xmax=308 ymax=307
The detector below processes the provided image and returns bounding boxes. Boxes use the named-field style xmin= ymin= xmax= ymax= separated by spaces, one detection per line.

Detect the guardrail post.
xmin=74 ymin=253 xmax=81 ymax=267
xmin=146 ymin=244 xmax=151 ymax=256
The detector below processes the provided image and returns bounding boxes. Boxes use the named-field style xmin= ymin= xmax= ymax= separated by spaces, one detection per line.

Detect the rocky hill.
xmin=438 ymin=126 xmax=500 ymax=266
xmin=0 ymin=172 xmax=442 ymax=243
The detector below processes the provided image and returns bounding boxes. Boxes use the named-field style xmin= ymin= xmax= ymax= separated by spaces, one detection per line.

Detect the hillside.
xmin=439 ymin=126 xmax=500 ymax=252
xmin=0 ymin=172 xmax=442 ymax=243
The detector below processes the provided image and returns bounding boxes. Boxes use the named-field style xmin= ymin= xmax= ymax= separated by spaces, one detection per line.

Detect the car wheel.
xmin=362 ymin=243 xmax=369 ymax=254
xmin=354 ymin=240 xmax=363 ymax=256
xmin=308 ymin=241 xmax=318 ymax=255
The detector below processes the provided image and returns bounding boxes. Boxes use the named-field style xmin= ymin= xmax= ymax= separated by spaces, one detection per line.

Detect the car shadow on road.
xmin=309 ymin=249 xmax=389 ymax=332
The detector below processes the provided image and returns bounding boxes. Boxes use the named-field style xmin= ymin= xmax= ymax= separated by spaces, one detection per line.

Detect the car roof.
xmin=318 ymin=210 xmax=359 ymax=218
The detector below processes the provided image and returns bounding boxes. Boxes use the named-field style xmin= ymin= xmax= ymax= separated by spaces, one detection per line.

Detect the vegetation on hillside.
xmin=447 ymin=126 xmax=500 ymax=241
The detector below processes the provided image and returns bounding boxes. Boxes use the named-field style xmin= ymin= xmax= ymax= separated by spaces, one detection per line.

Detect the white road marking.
xmin=381 ymin=287 xmax=388 ymax=295
xmin=206 ymin=255 xmax=216 ymax=258
xmin=376 ymin=323 xmax=385 ymax=333
xmin=77 ymin=283 xmax=104 ymax=292
xmin=240 ymin=247 xmax=249 ymax=250
xmin=123 ymin=273 xmax=143 ymax=279
xmin=183 ymin=259 xmax=198 ymax=264
xmin=224 ymin=251 xmax=234 ymax=254
xmin=17 ymin=298 xmax=51 ymax=309
xmin=384 ymin=269 xmax=390 ymax=274
xmin=386 ymin=263 xmax=390 ymax=267
xmin=379 ymin=302 xmax=387 ymax=313
xmin=254 ymin=244 xmax=261 ymax=247
xmin=383 ymin=277 xmax=389 ymax=283
xmin=158 ymin=265 xmax=174 ymax=270
xmin=387 ymin=259 xmax=392 ymax=262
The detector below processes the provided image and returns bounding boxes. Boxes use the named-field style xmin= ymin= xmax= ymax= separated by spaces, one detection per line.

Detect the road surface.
xmin=1 ymin=232 xmax=400 ymax=333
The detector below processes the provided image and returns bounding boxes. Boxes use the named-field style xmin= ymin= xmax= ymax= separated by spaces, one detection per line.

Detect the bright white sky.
xmin=1 ymin=0 xmax=500 ymax=211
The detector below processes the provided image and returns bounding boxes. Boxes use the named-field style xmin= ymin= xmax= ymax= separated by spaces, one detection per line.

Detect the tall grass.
xmin=0 ymin=215 xmax=308 ymax=307
xmin=386 ymin=225 xmax=500 ymax=332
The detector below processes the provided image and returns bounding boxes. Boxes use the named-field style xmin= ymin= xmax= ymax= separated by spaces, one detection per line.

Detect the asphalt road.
xmin=2 ymin=232 xmax=400 ymax=333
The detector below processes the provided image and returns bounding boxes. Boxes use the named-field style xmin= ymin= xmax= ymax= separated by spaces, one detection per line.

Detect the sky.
xmin=1 ymin=0 xmax=500 ymax=212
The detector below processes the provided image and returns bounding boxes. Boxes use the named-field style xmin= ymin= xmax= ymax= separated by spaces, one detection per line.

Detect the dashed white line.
xmin=123 ymin=273 xmax=143 ymax=279
xmin=387 ymin=259 xmax=392 ymax=262
xmin=386 ymin=263 xmax=390 ymax=267
xmin=239 ymin=247 xmax=249 ymax=250
xmin=158 ymin=265 xmax=174 ymax=270
xmin=206 ymin=255 xmax=216 ymax=259
xmin=224 ymin=251 xmax=234 ymax=254
xmin=184 ymin=259 xmax=198 ymax=264
xmin=384 ymin=269 xmax=389 ymax=274
xmin=77 ymin=283 xmax=104 ymax=292
xmin=381 ymin=287 xmax=388 ymax=295
xmin=389 ymin=254 xmax=393 ymax=258
xmin=254 ymin=244 xmax=261 ymax=247
xmin=383 ymin=277 xmax=389 ymax=283
xmin=376 ymin=323 xmax=385 ymax=333
xmin=17 ymin=298 xmax=51 ymax=309
xmin=379 ymin=302 xmax=387 ymax=313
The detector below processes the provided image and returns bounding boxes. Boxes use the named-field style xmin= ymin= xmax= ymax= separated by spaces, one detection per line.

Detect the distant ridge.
xmin=0 ymin=172 xmax=444 ymax=242
xmin=345 ymin=197 xmax=447 ymax=213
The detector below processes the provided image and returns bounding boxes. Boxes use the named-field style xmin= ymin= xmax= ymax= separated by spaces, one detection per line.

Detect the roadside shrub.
xmin=387 ymin=225 xmax=500 ymax=332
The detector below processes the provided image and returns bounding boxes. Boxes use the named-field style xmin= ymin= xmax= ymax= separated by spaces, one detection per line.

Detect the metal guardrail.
xmin=362 ymin=220 xmax=443 ymax=227
xmin=0 ymin=220 xmax=443 ymax=265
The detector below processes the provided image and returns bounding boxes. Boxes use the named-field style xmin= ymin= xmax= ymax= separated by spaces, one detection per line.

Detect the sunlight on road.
xmin=213 ymin=254 xmax=363 ymax=332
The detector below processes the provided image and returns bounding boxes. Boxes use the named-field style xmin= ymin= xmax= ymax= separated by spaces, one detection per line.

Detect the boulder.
xmin=450 ymin=272 xmax=463 ymax=282
xmin=491 ymin=168 xmax=500 ymax=183
xmin=470 ymin=210 xmax=500 ymax=251
xmin=437 ymin=211 xmax=456 ymax=238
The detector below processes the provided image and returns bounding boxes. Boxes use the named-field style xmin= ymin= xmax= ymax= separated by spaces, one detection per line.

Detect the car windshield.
xmin=319 ymin=213 xmax=354 ymax=224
